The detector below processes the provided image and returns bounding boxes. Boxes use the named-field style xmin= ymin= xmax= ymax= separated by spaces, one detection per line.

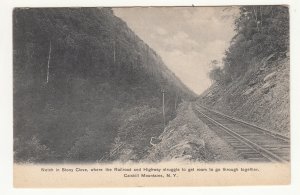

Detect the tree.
xmin=220 ymin=5 xmax=289 ymax=80
xmin=208 ymin=60 xmax=225 ymax=84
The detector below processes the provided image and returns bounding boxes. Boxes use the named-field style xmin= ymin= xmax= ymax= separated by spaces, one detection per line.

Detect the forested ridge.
xmin=209 ymin=6 xmax=289 ymax=84
xmin=13 ymin=8 xmax=195 ymax=163
xmin=202 ymin=5 xmax=290 ymax=136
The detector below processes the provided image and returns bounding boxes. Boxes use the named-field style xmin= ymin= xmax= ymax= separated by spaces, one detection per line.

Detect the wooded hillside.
xmin=13 ymin=8 xmax=195 ymax=163
xmin=209 ymin=6 xmax=289 ymax=84
xmin=202 ymin=5 xmax=290 ymax=136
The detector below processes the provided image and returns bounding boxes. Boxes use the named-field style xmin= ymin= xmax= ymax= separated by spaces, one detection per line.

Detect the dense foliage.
xmin=13 ymin=8 xmax=195 ymax=163
xmin=209 ymin=6 xmax=289 ymax=84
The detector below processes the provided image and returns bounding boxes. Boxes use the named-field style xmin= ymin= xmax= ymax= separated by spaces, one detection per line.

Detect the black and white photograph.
xmin=12 ymin=5 xmax=292 ymax=187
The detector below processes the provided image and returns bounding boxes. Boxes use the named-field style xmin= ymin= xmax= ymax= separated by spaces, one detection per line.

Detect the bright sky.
xmin=113 ymin=7 xmax=239 ymax=94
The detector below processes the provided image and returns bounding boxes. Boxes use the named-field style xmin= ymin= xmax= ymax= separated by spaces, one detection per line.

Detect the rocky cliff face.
xmin=13 ymin=8 xmax=195 ymax=163
xmin=198 ymin=56 xmax=290 ymax=136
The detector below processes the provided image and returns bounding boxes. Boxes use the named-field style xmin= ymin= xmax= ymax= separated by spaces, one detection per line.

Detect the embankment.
xmin=145 ymin=102 xmax=242 ymax=162
xmin=199 ymin=57 xmax=290 ymax=137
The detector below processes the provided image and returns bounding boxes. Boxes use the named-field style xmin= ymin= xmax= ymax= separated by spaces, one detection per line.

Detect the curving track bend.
xmin=193 ymin=103 xmax=290 ymax=163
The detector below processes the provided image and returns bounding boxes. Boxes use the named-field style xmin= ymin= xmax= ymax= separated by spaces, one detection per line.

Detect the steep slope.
xmin=145 ymin=102 xmax=242 ymax=162
xmin=13 ymin=8 xmax=195 ymax=163
xmin=198 ymin=6 xmax=289 ymax=137
xmin=199 ymin=57 xmax=289 ymax=136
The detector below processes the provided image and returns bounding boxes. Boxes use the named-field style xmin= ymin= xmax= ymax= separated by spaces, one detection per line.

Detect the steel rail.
xmin=194 ymin=108 xmax=287 ymax=163
xmin=196 ymin=104 xmax=289 ymax=142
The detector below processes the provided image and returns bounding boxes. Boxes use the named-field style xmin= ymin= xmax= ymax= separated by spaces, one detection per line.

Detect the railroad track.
xmin=193 ymin=104 xmax=290 ymax=163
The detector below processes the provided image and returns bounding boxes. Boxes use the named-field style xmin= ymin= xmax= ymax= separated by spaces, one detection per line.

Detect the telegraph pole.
xmin=162 ymin=89 xmax=166 ymax=128
xmin=46 ymin=40 xmax=52 ymax=84
xmin=175 ymin=91 xmax=178 ymax=110
xmin=113 ymin=40 xmax=116 ymax=64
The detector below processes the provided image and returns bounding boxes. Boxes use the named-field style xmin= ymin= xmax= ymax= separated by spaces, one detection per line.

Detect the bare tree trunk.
xmin=260 ymin=6 xmax=263 ymax=30
xmin=46 ymin=40 xmax=52 ymax=83
xmin=253 ymin=7 xmax=259 ymax=32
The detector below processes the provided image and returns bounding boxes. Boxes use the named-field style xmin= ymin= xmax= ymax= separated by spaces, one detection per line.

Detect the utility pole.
xmin=162 ymin=88 xmax=166 ymax=128
xmin=113 ymin=40 xmax=116 ymax=64
xmin=175 ymin=91 xmax=178 ymax=110
xmin=46 ymin=40 xmax=52 ymax=84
